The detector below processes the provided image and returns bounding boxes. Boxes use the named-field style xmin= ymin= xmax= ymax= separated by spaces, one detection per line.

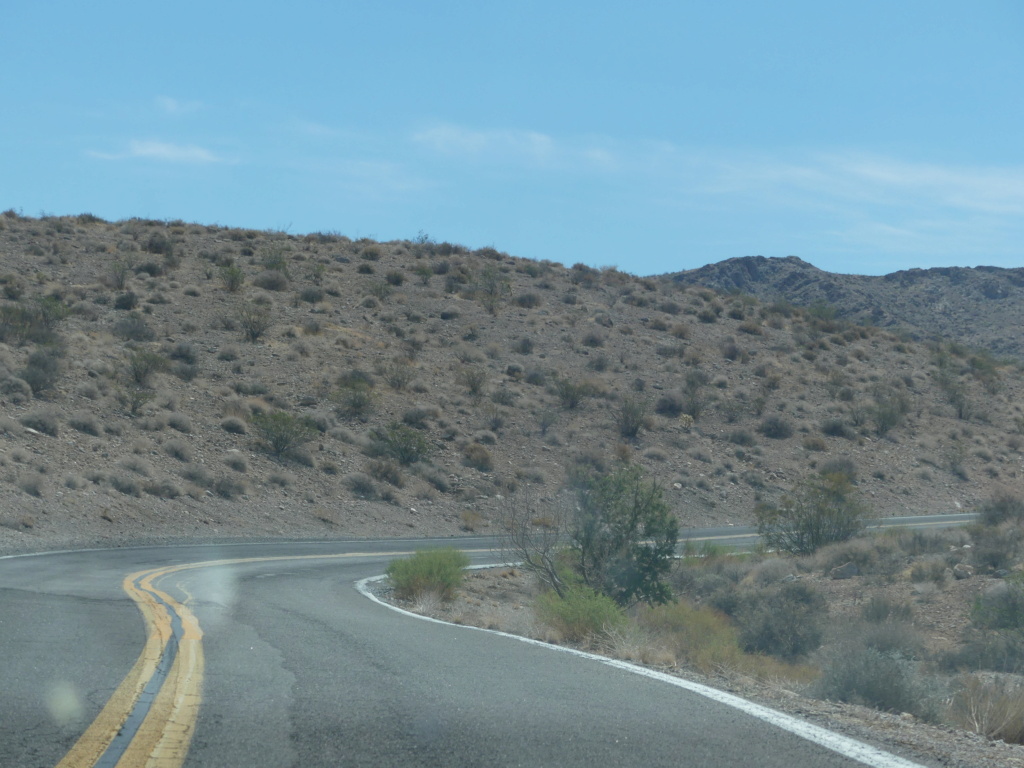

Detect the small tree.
xmin=236 ymin=302 xmax=272 ymax=342
xmin=755 ymin=472 xmax=867 ymax=555
xmin=499 ymin=486 xmax=573 ymax=597
xmin=250 ymin=411 xmax=318 ymax=457
xmin=571 ymin=465 xmax=678 ymax=606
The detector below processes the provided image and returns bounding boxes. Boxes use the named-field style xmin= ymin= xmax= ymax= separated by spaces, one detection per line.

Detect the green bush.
xmin=126 ymin=350 xmax=169 ymax=386
xmin=616 ymin=395 xmax=649 ymax=439
xmin=980 ymin=489 xmax=1024 ymax=526
xmin=973 ymin=579 xmax=1024 ymax=630
xmin=386 ymin=548 xmax=469 ymax=602
xmin=813 ymin=646 xmax=940 ymax=721
xmin=20 ymin=348 xmax=62 ymax=394
xmin=755 ymin=473 xmax=867 ymax=555
xmin=637 ymin=600 xmax=744 ymax=672
xmin=535 ymin=585 xmax=626 ymax=643
xmin=372 ymin=422 xmax=431 ymax=465
xmin=571 ymin=465 xmax=678 ymax=606
xmin=724 ymin=582 xmax=827 ymax=660
xmin=236 ymin=302 xmax=273 ymax=342
xmin=250 ymin=411 xmax=318 ymax=456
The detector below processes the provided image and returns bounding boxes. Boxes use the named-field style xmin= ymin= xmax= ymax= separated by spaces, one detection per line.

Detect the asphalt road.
xmin=0 ymin=524 xmax=955 ymax=768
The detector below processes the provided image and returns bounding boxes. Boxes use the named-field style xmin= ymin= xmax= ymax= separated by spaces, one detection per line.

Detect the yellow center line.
xmin=55 ymin=550 xmax=424 ymax=768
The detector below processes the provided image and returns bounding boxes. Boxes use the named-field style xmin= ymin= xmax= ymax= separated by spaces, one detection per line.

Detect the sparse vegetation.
xmin=386 ymin=548 xmax=469 ymax=602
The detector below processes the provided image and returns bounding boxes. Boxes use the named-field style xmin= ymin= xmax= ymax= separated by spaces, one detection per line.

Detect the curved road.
xmin=0 ymin=529 xmax=949 ymax=768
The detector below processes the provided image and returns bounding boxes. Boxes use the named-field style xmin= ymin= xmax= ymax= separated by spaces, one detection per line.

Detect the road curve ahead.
xmin=0 ymin=539 xmax=933 ymax=768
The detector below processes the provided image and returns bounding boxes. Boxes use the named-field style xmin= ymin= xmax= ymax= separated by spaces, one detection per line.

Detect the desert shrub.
xmin=20 ymin=348 xmax=62 ymax=395
xmin=862 ymin=596 xmax=914 ymax=624
xmin=969 ymin=522 xmax=1024 ymax=571
xmin=144 ymin=480 xmax=183 ymax=499
xmin=511 ymin=336 xmax=535 ymax=354
xmin=217 ymin=345 xmax=240 ymax=361
xmin=166 ymin=341 xmax=198 ymax=365
xmin=514 ymin=292 xmax=542 ymax=308
xmin=236 ymin=302 xmax=273 ymax=342
xmin=332 ymin=381 xmax=375 ymax=419
xmin=267 ymin=471 xmax=294 ymax=488
xmin=213 ymin=476 xmax=247 ymax=499
xmin=18 ymin=474 xmax=45 ymax=497
xmin=943 ymin=631 xmax=1024 ymax=674
xmin=813 ymin=645 xmax=940 ymax=721
xmin=113 ymin=314 xmax=155 ymax=341
xmin=462 ymin=442 xmax=493 ymax=471
xmin=758 ymin=415 xmax=793 ymax=439
xmin=654 ymin=393 xmax=684 ymax=417
xmin=371 ymin=422 xmax=431 ymax=465
xmin=553 ymin=377 xmax=594 ymax=410
xmin=219 ymin=265 xmax=245 ymax=292
xmin=727 ymin=429 xmax=756 ymax=447
xmin=378 ymin=358 xmax=414 ymax=391
xmin=110 ymin=474 xmax=143 ymax=496
xmin=250 ymin=411 xmax=318 ymax=457
xmin=570 ymin=465 xmax=678 ymax=606
xmin=346 ymin=472 xmax=378 ymax=498
xmin=367 ymin=458 xmax=403 ymax=486
xmin=386 ymin=548 xmax=469 ymax=602
xmin=156 ymin=438 xmax=191 ymax=463
xmin=253 ymin=269 xmax=289 ymax=291
xmin=298 ymin=286 xmax=325 ymax=303
xmin=68 ymin=412 xmax=101 ymax=436
xmin=0 ymin=375 xmax=31 ymax=403
xmin=616 ymin=395 xmax=649 ymax=439
xmin=223 ymin=451 xmax=248 ymax=472
xmin=979 ymin=489 xmax=1024 ymax=526
xmin=221 ymin=416 xmax=247 ymax=434
xmin=973 ymin=579 xmax=1024 ymax=630
xmin=167 ymin=413 xmax=192 ymax=433
xmin=126 ymin=350 xmax=168 ymax=386
xmin=718 ymin=582 xmax=826 ymax=660
xmin=114 ymin=291 xmax=139 ymax=310
xmin=755 ymin=473 xmax=867 ymax=555
xmin=456 ymin=366 xmax=487 ymax=398
xmin=0 ymin=297 xmax=68 ymax=344
xmin=821 ymin=418 xmax=854 ymax=439
xmin=535 ymin=585 xmax=626 ymax=643
xmin=636 ymin=600 xmax=744 ymax=672
xmin=581 ymin=331 xmax=605 ymax=348
xmin=947 ymin=674 xmax=1024 ymax=743
xmin=180 ymin=465 xmax=215 ymax=488
xmin=19 ymin=408 xmax=60 ymax=436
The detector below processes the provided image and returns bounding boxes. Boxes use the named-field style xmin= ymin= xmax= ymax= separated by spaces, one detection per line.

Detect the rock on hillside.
xmin=670 ymin=256 xmax=1024 ymax=359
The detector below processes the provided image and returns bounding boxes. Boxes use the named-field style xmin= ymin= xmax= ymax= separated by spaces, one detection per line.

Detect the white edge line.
xmin=356 ymin=568 xmax=928 ymax=768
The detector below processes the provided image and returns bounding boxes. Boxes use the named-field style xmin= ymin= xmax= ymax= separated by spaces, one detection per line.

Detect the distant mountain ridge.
xmin=669 ymin=256 xmax=1024 ymax=358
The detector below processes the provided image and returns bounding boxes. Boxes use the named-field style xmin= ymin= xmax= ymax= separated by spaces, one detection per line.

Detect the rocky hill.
xmin=669 ymin=256 xmax=1024 ymax=359
xmin=0 ymin=211 xmax=1022 ymax=552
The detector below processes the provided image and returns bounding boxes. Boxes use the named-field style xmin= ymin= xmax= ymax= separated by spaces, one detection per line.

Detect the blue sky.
xmin=3 ymin=1 xmax=1023 ymax=277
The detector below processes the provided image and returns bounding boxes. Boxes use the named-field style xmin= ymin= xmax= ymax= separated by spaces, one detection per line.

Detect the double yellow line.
xmin=55 ymin=551 xmax=418 ymax=768
xmin=56 ymin=562 xmax=204 ymax=768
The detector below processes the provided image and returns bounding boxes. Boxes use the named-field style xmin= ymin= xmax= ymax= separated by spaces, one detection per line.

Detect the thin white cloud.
xmin=155 ymin=96 xmax=202 ymax=116
xmin=291 ymin=119 xmax=338 ymax=138
xmin=413 ymin=123 xmax=556 ymax=165
xmin=88 ymin=140 xmax=225 ymax=164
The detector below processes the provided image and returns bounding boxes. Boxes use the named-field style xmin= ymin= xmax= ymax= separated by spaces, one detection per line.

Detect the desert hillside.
xmin=0 ymin=211 xmax=1021 ymax=551
xmin=671 ymin=255 xmax=1024 ymax=359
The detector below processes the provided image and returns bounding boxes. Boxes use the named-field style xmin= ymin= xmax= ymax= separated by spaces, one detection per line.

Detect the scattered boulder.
xmin=952 ymin=563 xmax=975 ymax=580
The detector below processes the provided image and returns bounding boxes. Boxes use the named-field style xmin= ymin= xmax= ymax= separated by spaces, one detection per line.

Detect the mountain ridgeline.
xmin=670 ymin=256 xmax=1024 ymax=359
